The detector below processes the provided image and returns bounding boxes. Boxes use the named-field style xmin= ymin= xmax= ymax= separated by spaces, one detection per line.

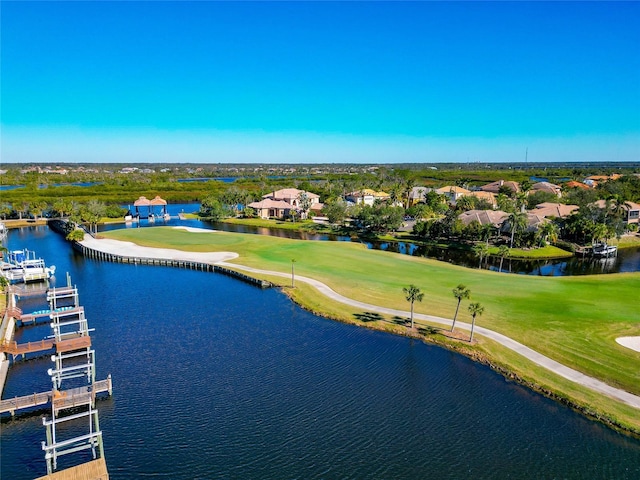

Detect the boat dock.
xmin=1 ymin=334 xmax=92 ymax=360
xmin=0 ymin=376 xmax=112 ymax=416
xmin=1 ymin=275 xmax=112 ymax=479
xmin=34 ymin=458 xmax=108 ymax=480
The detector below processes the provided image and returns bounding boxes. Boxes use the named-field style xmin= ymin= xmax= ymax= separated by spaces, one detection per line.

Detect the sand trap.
xmin=615 ymin=336 xmax=640 ymax=353
xmin=172 ymin=226 xmax=219 ymax=233
xmin=80 ymin=235 xmax=238 ymax=263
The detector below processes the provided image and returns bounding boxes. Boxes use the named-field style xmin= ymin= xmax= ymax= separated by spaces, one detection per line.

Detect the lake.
xmin=1 ymin=226 xmax=640 ymax=479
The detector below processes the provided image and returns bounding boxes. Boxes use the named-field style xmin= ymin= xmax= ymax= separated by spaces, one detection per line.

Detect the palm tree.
xmin=515 ymin=192 xmax=528 ymax=213
xmin=451 ymin=284 xmax=470 ymax=332
xmin=455 ymin=195 xmax=475 ymax=212
xmin=537 ymin=221 xmax=558 ymax=246
xmin=591 ymin=222 xmax=609 ymax=247
xmin=403 ymin=284 xmax=424 ymax=330
xmin=389 ymin=182 xmax=403 ymax=206
xmin=507 ymin=212 xmax=528 ymax=248
xmin=498 ymin=245 xmax=510 ymax=272
xmin=468 ymin=302 xmax=485 ymax=342
xmin=480 ymin=223 xmax=494 ymax=245
xmin=520 ymin=179 xmax=532 ymax=194
xmin=472 ymin=243 xmax=489 ymax=269
xmin=404 ymin=178 xmax=416 ymax=207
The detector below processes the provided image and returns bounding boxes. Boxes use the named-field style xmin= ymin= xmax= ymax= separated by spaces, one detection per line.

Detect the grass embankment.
xmin=221 ymin=217 xmax=337 ymax=234
xmin=101 ymin=227 xmax=640 ymax=432
xmin=2 ymin=218 xmax=48 ymax=228
xmin=496 ymin=245 xmax=574 ymax=258
xmin=610 ymin=233 xmax=640 ymax=249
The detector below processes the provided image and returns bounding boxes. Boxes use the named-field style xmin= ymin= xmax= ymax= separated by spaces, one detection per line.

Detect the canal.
xmin=2 ymin=226 xmax=640 ymax=479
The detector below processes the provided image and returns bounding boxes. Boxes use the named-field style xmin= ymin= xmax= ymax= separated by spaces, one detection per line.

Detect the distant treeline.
xmin=1 ymin=162 xmax=639 ymax=206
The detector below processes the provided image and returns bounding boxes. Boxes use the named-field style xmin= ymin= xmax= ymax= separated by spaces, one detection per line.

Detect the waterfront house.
xmin=593 ymin=199 xmax=640 ymax=225
xmin=458 ymin=209 xmax=509 ymax=227
xmin=262 ymin=188 xmax=320 ymax=209
xmin=249 ymin=188 xmax=321 ymax=219
xmin=247 ymin=198 xmax=295 ymax=219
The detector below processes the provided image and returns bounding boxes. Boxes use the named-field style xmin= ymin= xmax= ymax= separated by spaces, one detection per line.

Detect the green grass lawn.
xmin=221 ymin=217 xmax=330 ymax=232
xmin=100 ymin=226 xmax=640 ymax=428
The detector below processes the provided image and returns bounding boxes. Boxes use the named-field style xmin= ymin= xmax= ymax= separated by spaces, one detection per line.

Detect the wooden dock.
xmin=3 ymin=269 xmax=111 ymax=479
xmin=34 ymin=457 xmax=108 ymax=480
xmin=0 ymin=376 xmax=112 ymax=416
xmin=19 ymin=307 xmax=84 ymax=326
xmin=0 ymin=335 xmax=91 ymax=357
xmin=8 ymin=284 xmax=50 ymax=298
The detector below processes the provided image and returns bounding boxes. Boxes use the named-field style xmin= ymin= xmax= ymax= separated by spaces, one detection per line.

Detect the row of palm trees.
xmin=403 ymin=284 xmax=484 ymax=342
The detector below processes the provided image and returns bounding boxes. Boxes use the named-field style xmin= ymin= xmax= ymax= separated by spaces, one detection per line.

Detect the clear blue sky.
xmin=2 ymin=1 xmax=639 ymax=164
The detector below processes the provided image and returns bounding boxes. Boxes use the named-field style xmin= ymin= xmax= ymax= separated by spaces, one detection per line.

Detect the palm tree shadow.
xmin=417 ymin=325 xmax=439 ymax=335
xmin=391 ymin=315 xmax=408 ymax=326
xmin=353 ymin=312 xmax=384 ymax=323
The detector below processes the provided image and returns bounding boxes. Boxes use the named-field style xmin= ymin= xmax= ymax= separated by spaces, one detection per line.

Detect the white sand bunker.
xmin=80 ymin=235 xmax=238 ymax=263
xmin=172 ymin=226 xmax=219 ymax=233
xmin=616 ymin=337 xmax=640 ymax=353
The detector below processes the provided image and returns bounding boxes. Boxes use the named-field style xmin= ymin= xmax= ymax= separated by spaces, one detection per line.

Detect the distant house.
xmin=480 ymin=180 xmax=520 ymax=195
xmin=345 ymin=189 xmax=390 ymax=206
xmin=531 ymin=181 xmax=562 ymax=197
xmin=584 ymin=174 xmax=622 ymax=187
xmin=262 ymin=188 xmax=320 ymax=208
xmin=435 ymin=186 xmax=470 ymax=203
xmin=249 ymin=188 xmax=321 ymax=219
xmin=458 ymin=210 xmax=509 ymax=227
xmin=530 ymin=202 xmax=579 ymax=219
xmin=500 ymin=213 xmax=547 ymax=233
xmin=564 ymin=180 xmax=591 ymax=190
xmin=593 ymin=199 xmax=640 ymax=225
xmin=466 ymin=191 xmax=497 ymax=209
xmin=247 ymin=199 xmax=293 ymax=219
xmin=407 ymin=186 xmax=433 ymax=206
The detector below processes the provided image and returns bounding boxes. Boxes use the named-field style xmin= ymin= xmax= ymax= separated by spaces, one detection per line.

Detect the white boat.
xmin=0 ymin=249 xmax=56 ymax=283
xmin=592 ymin=243 xmax=618 ymax=257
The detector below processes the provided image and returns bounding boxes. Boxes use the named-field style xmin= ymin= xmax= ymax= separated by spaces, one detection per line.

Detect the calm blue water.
xmin=2 ymin=227 xmax=640 ymax=479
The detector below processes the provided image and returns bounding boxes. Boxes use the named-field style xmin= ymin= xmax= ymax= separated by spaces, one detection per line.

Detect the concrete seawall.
xmin=72 ymin=241 xmax=272 ymax=289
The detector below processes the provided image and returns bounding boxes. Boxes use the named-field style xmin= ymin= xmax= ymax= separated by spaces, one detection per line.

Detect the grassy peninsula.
xmin=100 ymin=226 xmax=640 ymax=433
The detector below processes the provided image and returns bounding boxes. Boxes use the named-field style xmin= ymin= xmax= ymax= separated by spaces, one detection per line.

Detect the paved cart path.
xmin=81 ymin=235 xmax=640 ymax=409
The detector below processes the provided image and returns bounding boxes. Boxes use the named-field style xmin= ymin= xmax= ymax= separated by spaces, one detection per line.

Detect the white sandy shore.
xmin=616 ymin=337 xmax=640 ymax=353
xmin=80 ymin=235 xmax=238 ymax=263
xmin=172 ymin=226 xmax=219 ymax=234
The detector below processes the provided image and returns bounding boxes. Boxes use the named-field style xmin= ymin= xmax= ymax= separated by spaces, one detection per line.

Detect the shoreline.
xmin=279 ymin=286 xmax=640 ymax=437
xmin=74 ymin=231 xmax=640 ymax=435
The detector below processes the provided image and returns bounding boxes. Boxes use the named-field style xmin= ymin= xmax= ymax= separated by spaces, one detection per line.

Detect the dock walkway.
xmin=34 ymin=457 xmax=108 ymax=480
xmin=0 ymin=376 xmax=112 ymax=416
xmin=1 ymin=335 xmax=91 ymax=358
